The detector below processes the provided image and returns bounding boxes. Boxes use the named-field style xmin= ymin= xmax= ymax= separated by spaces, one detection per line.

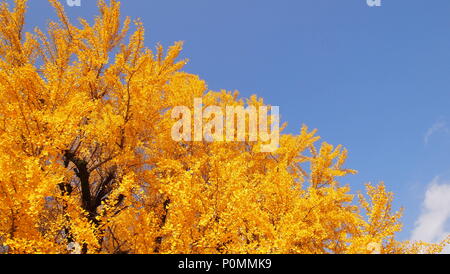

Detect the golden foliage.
xmin=0 ymin=0 xmax=446 ymax=254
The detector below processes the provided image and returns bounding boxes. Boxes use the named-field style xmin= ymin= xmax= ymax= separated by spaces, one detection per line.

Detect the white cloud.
xmin=411 ymin=177 xmax=450 ymax=253
xmin=424 ymin=120 xmax=448 ymax=145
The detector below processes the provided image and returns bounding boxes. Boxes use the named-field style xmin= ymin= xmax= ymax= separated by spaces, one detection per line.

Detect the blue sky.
xmin=22 ymin=0 xmax=450 ymax=242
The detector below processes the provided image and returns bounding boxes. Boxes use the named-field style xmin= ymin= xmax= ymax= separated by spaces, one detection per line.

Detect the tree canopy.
xmin=0 ymin=0 xmax=447 ymax=254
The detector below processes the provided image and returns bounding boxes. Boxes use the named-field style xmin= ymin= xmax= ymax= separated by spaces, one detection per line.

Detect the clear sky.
xmin=21 ymin=0 xmax=450 ymax=243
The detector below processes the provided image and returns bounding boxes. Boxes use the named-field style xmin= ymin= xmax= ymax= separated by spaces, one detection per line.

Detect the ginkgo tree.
xmin=0 ymin=0 xmax=447 ymax=254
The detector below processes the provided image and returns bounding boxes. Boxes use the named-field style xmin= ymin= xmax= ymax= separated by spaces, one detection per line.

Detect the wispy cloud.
xmin=424 ymin=120 xmax=448 ymax=145
xmin=411 ymin=177 xmax=450 ymax=252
